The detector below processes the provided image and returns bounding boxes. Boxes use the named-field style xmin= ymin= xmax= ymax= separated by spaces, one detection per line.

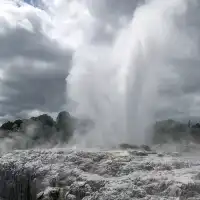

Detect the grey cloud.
xmin=0 ymin=46 xmax=72 ymax=116
xmin=0 ymin=70 xmax=67 ymax=114
xmin=0 ymin=23 xmax=70 ymax=62
xmin=0 ymin=3 xmax=73 ymax=119
xmin=0 ymin=65 xmax=70 ymax=118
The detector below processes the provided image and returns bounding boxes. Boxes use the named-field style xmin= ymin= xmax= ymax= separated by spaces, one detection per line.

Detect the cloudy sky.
xmin=1 ymin=0 xmax=200 ymax=125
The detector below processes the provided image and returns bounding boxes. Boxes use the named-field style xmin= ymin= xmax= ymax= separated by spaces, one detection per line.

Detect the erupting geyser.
xmin=66 ymin=0 xmax=197 ymax=148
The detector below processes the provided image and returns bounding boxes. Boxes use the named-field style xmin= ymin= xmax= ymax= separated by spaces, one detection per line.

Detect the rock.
xmin=65 ymin=194 xmax=76 ymax=200
xmin=148 ymin=151 xmax=157 ymax=154
xmin=49 ymin=188 xmax=60 ymax=200
xmin=119 ymin=143 xmax=139 ymax=149
xmin=41 ymin=187 xmax=61 ymax=200
xmin=168 ymin=185 xmax=181 ymax=197
xmin=0 ymin=164 xmax=36 ymax=200
xmin=37 ymin=191 xmax=44 ymax=200
xmin=129 ymin=150 xmax=148 ymax=156
xmin=49 ymin=177 xmax=58 ymax=187
xmin=84 ymin=184 xmax=92 ymax=196
xmin=69 ymin=182 xmax=88 ymax=199
xmin=140 ymin=145 xmax=151 ymax=151
xmin=86 ymin=180 xmax=105 ymax=192
xmin=130 ymin=189 xmax=146 ymax=198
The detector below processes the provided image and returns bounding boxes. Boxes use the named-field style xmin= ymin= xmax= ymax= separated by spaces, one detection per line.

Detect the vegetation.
xmin=153 ymin=119 xmax=200 ymax=144
xmin=56 ymin=111 xmax=74 ymax=141
xmin=1 ymin=113 xmax=200 ymax=146
xmin=0 ymin=111 xmax=75 ymax=145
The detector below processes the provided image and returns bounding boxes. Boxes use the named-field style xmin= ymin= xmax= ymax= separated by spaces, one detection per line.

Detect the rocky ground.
xmin=1 ymin=144 xmax=200 ymax=200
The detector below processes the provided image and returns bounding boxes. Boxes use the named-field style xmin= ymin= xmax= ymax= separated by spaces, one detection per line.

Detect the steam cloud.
xmin=67 ymin=0 xmax=199 ymax=147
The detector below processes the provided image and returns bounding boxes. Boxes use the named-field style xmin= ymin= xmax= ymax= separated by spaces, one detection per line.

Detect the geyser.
xmin=66 ymin=0 xmax=196 ymax=148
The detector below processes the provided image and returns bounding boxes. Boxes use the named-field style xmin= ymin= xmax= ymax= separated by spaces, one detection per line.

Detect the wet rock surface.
xmin=0 ymin=145 xmax=200 ymax=199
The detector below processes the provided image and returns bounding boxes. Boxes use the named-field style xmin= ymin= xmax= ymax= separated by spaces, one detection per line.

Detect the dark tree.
xmin=13 ymin=119 xmax=23 ymax=129
xmin=1 ymin=121 xmax=14 ymax=131
xmin=28 ymin=114 xmax=56 ymax=141
xmin=56 ymin=111 xmax=74 ymax=142
xmin=31 ymin=114 xmax=55 ymax=127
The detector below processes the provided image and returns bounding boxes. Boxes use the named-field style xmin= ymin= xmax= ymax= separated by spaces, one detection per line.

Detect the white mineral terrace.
xmin=0 ymin=144 xmax=200 ymax=199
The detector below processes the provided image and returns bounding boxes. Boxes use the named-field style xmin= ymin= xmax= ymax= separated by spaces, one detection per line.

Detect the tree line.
xmin=1 ymin=115 xmax=200 ymax=146
xmin=153 ymin=119 xmax=200 ymax=144
xmin=0 ymin=111 xmax=75 ymax=144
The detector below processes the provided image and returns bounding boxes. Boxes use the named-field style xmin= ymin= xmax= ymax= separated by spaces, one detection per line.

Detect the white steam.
xmin=66 ymin=0 xmax=197 ymax=147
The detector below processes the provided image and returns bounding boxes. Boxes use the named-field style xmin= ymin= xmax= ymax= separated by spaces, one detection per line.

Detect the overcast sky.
xmin=1 ymin=0 xmax=200 ymax=123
